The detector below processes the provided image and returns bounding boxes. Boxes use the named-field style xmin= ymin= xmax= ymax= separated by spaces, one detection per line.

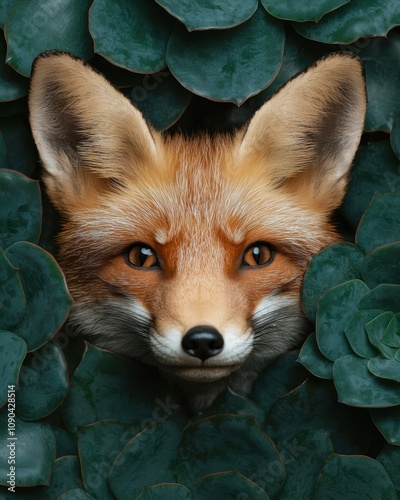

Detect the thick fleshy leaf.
xmin=0 ymin=169 xmax=41 ymax=248
xmin=5 ymin=242 xmax=72 ymax=351
xmin=341 ymin=141 xmax=400 ymax=229
xmin=293 ymin=0 xmax=400 ymax=44
xmin=333 ymin=355 xmax=400 ymax=407
xmin=0 ymin=408 xmax=56 ymax=486
xmin=136 ymin=484 xmax=192 ymax=500
xmin=0 ymin=330 xmax=26 ymax=407
xmin=360 ymin=285 xmax=400 ymax=314
xmin=110 ymin=421 xmax=182 ymax=500
xmin=166 ymin=6 xmax=285 ymax=105
xmin=0 ymin=116 xmax=38 ymax=176
xmin=252 ymin=350 xmax=308 ymax=415
xmin=62 ymin=343 xmax=177 ymax=434
xmin=0 ymin=0 xmax=18 ymax=27
xmin=315 ymin=454 xmax=397 ymax=500
xmin=368 ymin=357 xmax=400 ymax=382
xmin=377 ymin=444 xmax=400 ymax=495
xmin=0 ymin=249 xmax=25 ymax=330
xmin=362 ymin=34 xmax=400 ymax=132
xmin=177 ymin=415 xmax=284 ymax=497
xmin=356 ymin=193 xmax=400 ymax=254
xmin=365 ymin=312 xmax=398 ymax=359
xmin=16 ymin=341 xmax=69 ymax=420
xmin=301 ymin=243 xmax=363 ymax=321
xmin=316 ymin=280 xmax=369 ymax=361
xmin=5 ymin=0 xmax=94 ymax=77
xmin=391 ymin=113 xmax=400 ymax=159
xmin=362 ymin=243 xmax=400 ymax=289
xmin=90 ymin=0 xmax=174 ymax=74
xmin=298 ymin=333 xmax=333 ymax=379
xmin=192 ymin=472 xmax=268 ymax=499
xmin=59 ymin=489 xmax=96 ymax=500
xmin=156 ymin=0 xmax=257 ymax=31
xmin=0 ymin=36 xmax=28 ymax=101
xmin=261 ymin=0 xmax=349 ymax=22
xmin=372 ymin=407 xmax=400 ymax=446
xmin=79 ymin=420 xmax=138 ymax=500
xmin=53 ymin=427 xmax=78 ymax=458
xmin=344 ymin=310 xmax=382 ymax=359
xmin=382 ymin=314 xmax=400 ymax=348
xmin=204 ymin=387 xmax=264 ymax=423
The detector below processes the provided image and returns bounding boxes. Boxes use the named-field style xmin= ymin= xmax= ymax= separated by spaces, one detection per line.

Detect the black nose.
xmin=181 ymin=326 xmax=224 ymax=361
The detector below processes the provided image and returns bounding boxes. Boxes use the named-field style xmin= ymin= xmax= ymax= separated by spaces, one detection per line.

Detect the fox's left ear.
xmin=238 ymin=53 xmax=367 ymax=211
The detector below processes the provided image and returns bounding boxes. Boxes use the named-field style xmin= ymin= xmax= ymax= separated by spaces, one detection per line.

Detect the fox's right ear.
xmin=29 ymin=51 xmax=159 ymax=211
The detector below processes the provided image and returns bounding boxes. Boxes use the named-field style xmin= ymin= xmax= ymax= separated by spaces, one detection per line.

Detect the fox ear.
xmin=29 ymin=51 xmax=158 ymax=210
xmin=238 ymin=53 xmax=366 ymax=211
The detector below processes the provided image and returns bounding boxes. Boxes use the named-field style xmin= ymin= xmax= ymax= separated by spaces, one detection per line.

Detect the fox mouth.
xmin=160 ymin=364 xmax=242 ymax=383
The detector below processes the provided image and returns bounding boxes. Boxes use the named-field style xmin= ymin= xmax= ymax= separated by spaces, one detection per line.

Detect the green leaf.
xmin=0 ymin=408 xmax=56 ymax=486
xmin=298 ymin=333 xmax=334 ymax=379
xmin=362 ymin=243 xmax=400 ymax=289
xmin=356 ymin=193 xmax=400 ymax=254
xmin=0 ymin=116 xmax=38 ymax=176
xmin=0 ymin=330 xmax=26 ymax=407
xmin=166 ymin=5 xmax=285 ymax=105
xmin=110 ymin=421 xmax=182 ymax=500
xmin=341 ymin=141 xmax=400 ymax=229
xmin=62 ymin=344 xmax=177 ymax=434
xmin=5 ymin=242 xmax=72 ymax=351
xmin=361 ymin=285 xmax=400 ymax=314
xmin=0 ymin=169 xmax=41 ymax=249
xmin=391 ymin=112 xmax=400 ymax=159
xmin=0 ymin=35 xmax=28 ymax=102
xmin=316 ymin=280 xmax=369 ymax=362
xmin=368 ymin=357 xmax=400 ymax=383
xmin=333 ymin=355 xmax=400 ymax=407
xmin=344 ymin=310 xmax=382 ymax=359
xmin=53 ymin=427 xmax=78 ymax=458
xmin=192 ymin=471 xmax=268 ymax=499
xmin=382 ymin=314 xmax=400 ymax=348
xmin=137 ymin=484 xmax=192 ymax=500
xmin=377 ymin=444 xmax=400 ymax=495
xmin=178 ymin=415 xmax=284 ymax=498
xmin=293 ymin=0 xmax=400 ymax=44
xmin=315 ymin=454 xmax=397 ymax=500
xmin=252 ymin=350 xmax=308 ymax=415
xmin=59 ymin=489 xmax=96 ymax=500
xmin=0 ymin=0 xmax=18 ymax=27
xmin=5 ymin=0 xmax=93 ymax=77
xmin=0 ymin=249 xmax=25 ymax=330
xmin=16 ymin=341 xmax=69 ymax=420
xmin=204 ymin=387 xmax=264 ymax=423
xmin=372 ymin=407 xmax=400 ymax=446
xmin=90 ymin=0 xmax=174 ymax=74
xmin=365 ymin=312 xmax=398 ymax=359
xmin=156 ymin=0 xmax=257 ymax=31
xmin=79 ymin=420 xmax=138 ymax=500
xmin=301 ymin=243 xmax=363 ymax=322
xmin=261 ymin=0 xmax=349 ymax=22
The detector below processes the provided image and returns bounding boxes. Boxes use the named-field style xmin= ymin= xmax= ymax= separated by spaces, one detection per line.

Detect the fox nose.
xmin=181 ymin=326 xmax=224 ymax=361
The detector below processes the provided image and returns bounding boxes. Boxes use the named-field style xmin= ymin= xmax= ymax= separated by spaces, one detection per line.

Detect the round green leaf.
xmin=365 ymin=312 xmax=398 ymax=359
xmin=0 ymin=36 xmax=28 ymax=102
xmin=192 ymin=471 xmax=268 ymax=500
xmin=316 ymin=280 xmax=369 ymax=362
xmin=368 ymin=357 xmax=400 ymax=383
xmin=0 ymin=169 xmax=41 ymax=248
xmin=5 ymin=242 xmax=72 ymax=351
xmin=136 ymin=484 xmax=192 ymax=500
xmin=110 ymin=421 xmax=182 ymax=500
xmin=301 ymin=243 xmax=363 ymax=322
xmin=204 ymin=387 xmax=264 ymax=423
xmin=79 ymin=420 xmax=138 ymax=500
xmin=315 ymin=454 xmax=397 ymax=500
xmin=382 ymin=314 xmax=400 ymax=348
xmin=361 ymin=285 xmax=400 ymax=314
xmin=261 ymin=0 xmax=349 ymax=22
xmin=341 ymin=141 xmax=400 ymax=229
xmin=373 ymin=407 xmax=400 ymax=446
xmin=5 ymin=0 xmax=94 ymax=77
xmin=298 ymin=333 xmax=334 ymax=379
xmin=377 ymin=444 xmax=400 ymax=494
xmin=0 ymin=408 xmax=56 ymax=486
xmin=59 ymin=489 xmax=96 ymax=500
xmin=293 ymin=0 xmax=400 ymax=44
xmin=90 ymin=0 xmax=174 ymax=74
xmin=356 ymin=193 xmax=400 ymax=254
xmin=178 ymin=415 xmax=284 ymax=498
xmin=0 ymin=0 xmax=19 ymax=27
xmin=0 ymin=249 xmax=25 ymax=330
xmin=362 ymin=34 xmax=400 ymax=132
xmin=166 ymin=5 xmax=285 ymax=105
xmin=156 ymin=0 xmax=257 ymax=30
xmin=0 ymin=116 xmax=38 ymax=176
xmin=16 ymin=341 xmax=69 ymax=420
xmin=362 ymin=243 xmax=400 ymax=289
xmin=333 ymin=355 xmax=400 ymax=407
xmin=0 ymin=330 xmax=26 ymax=407
xmin=391 ymin=113 xmax=400 ymax=159
xmin=344 ymin=310 xmax=382 ymax=359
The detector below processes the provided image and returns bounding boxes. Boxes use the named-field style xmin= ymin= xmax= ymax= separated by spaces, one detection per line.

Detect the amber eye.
xmin=242 ymin=243 xmax=273 ymax=267
xmin=127 ymin=244 xmax=159 ymax=268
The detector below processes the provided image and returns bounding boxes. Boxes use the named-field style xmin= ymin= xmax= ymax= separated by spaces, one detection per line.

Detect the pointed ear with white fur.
xmin=29 ymin=51 xmax=158 ymax=211
xmin=238 ymin=53 xmax=366 ymax=211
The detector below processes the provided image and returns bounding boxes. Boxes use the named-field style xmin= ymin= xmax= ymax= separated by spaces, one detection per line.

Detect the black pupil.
xmin=139 ymin=247 xmax=153 ymax=266
xmin=252 ymin=246 xmax=261 ymax=265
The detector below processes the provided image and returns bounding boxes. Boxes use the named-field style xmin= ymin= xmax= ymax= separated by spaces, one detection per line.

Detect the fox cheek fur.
xmin=29 ymin=51 xmax=366 ymax=410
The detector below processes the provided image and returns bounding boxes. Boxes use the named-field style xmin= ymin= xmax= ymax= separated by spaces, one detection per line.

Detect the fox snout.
xmin=181 ymin=327 xmax=224 ymax=361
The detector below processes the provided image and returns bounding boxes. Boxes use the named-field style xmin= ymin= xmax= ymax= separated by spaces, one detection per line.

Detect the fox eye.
xmin=127 ymin=244 xmax=159 ymax=268
xmin=242 ymin=243 xmax=274 ymax=267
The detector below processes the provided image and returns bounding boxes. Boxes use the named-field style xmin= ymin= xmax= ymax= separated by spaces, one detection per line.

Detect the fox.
xmin=29 ymin=51 xmax=366 ymax=411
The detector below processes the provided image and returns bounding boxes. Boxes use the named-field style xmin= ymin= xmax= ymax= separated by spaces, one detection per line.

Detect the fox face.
xmin=29 ymin=52 xmax=366 ymax=406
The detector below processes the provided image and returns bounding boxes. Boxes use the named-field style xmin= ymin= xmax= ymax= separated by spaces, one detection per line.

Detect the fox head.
xmin=29 ymin=52 xmax=366 ymax=389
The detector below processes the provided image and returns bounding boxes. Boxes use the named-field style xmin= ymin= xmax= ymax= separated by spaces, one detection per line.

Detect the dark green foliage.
xmin=1 ymin=1 xmax=400 ymax=498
